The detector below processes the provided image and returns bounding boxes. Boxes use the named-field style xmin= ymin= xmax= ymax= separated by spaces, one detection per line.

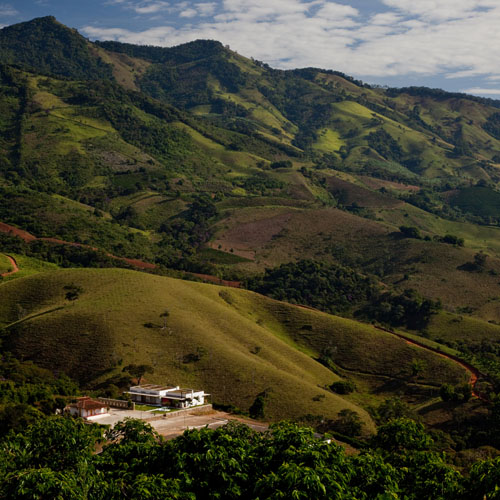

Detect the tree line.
xmin=0 ymin=416 xmax=498 ymax=499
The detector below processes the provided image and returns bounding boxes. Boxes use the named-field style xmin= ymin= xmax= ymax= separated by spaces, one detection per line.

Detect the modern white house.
xmin=126 ymin=384 xmax=207 ymax=408
xmin=66 ymin=396 xmax=109 ymax=420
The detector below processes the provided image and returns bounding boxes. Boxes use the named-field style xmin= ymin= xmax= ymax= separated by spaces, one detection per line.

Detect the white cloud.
xmin=463 ymin=88 xmax=500 ymax=96
xmin=196 ymin=3 xmax=216 ymax=16
xmin=0 ymin=4 xmax=18 ymax=16
xmin=381 ymin=0 xmax=497 ymax=21
xmin=315 ymin=2 xmax=358 ymax=20
xmin=134 ymin=2 xmax=169 ymax=14
xmin=180 ymin=8 xmax=197 ymax=18
xmin=83 ymin=0 xmax=500 ymax=83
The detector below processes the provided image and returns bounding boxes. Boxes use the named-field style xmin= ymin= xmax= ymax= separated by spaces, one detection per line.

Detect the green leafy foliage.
xmin=0 ymin=17 xmax=113 ymax=80
xmin=439 ymin=383 xmax=472 ymax=403
xmin=371 ymin=418 xmax=434 ymax=453
xmin=240 ymin=174 xmax=285 ymax=195
xmin=358 ymin=288 xmax=442 ymax=330
xmin=330 ymin=380 xmax=356 ymax=395
xmin=367 ymin=129 xmax=403 ymax=162
xmin=483 ymin=112 xmax=500 ymax=140
xmin=399 ymin=225 xmax=422 ymax=239
xmin=370 ymin=397 xmax=417 ymax=425
xmin=246 ymin=260 xmax=375 ymax=314
xmin=0 ymin=356 xmax=79 ymax=438
xmin=0 ymin=417 xmax=494 ymax=499
xmin=450 ymin=186 xmax=500 ymax=219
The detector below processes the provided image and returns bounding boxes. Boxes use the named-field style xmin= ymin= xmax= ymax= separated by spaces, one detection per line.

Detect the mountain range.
xmin=1 ymin=16 xmax=500 ymax=443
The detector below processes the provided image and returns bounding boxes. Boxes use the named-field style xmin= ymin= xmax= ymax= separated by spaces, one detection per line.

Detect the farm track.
xmin=295 ymin=304 xmax=486 ymax=401
xmin=1 ymin=255 xmax=19 ymax=277
xmin=1 ymin=306 xmax=66 ymax=331
xmin=0 ymin=222 xmax=155 ymax=270
xmin=0 ymin=221 xmax=241 ymax=282
xmin=373 ymin=325 xmax=486 ymax=401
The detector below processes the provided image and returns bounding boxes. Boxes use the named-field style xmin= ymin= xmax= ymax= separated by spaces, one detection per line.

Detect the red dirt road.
xmin=294 ymin=303 xmax=485 ymax=401
xmin=0 ymin=222 xmax=36 ymax=242
xmin=1 ymin=255 xmax=19 ymax=277
xmin=0 ymin=221 xmax=235 ymax=280
xmin=373 ymin=325 xmax=485 ymax=400
xmin=0 ymin=221 xmax=156 ymax=270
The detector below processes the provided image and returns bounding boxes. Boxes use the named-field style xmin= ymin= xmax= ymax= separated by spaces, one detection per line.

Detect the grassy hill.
xmin=0 ymin=268 xmax=469 ymax=428
xmin=0 ymin=254 xmax=12 ymax=274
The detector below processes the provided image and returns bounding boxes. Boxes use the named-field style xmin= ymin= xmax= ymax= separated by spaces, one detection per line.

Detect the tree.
xmin=0 ymin=403 xmax=43 ymax=437
xmin=105 ymin=417 xmax=159 ymax=445
xmin=160 ymin=309 xmax=170 ymax=329
xmin=453 ymin=383 xmax=472 ymax=403
xmin=0 ymin=416 xmax=102 ymax=474
xmin=371 ymin=418 xmax=433 ymax=453
xmin=330 ymin=380 xmax=356 ymax=395
xmin=249 ymin=390 xmax=269 ymax=419
xmin=332 ymin=409 xmax=363 ymax=437
xmin=439 ymin=384 xmax=455 ymax=402
xmin=123 ymin=364 xmax=154 ymax=385
xmin=410 ymin=359 xmax=426 ymax=380
xmin=466 ymin=456 xmax=500 ymax=499
xmin=399 ymin=225 xmax=421 ymax=239
xmin=373 ymin=397 xmax=416 ymax=424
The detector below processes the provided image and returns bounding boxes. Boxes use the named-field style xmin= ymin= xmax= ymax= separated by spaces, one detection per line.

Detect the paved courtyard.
xmin=90 ymin=408 xmax=237 ymax=438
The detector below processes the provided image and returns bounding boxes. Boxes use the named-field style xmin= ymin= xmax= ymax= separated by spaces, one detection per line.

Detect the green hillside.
xmin=0 ymin=17 xmax=112 ymax=80
xmin=0 ymin=16 xmax=500 ymax=427
xmin=0 ymin=268 xmax=470 ymax=427
xmin=0 ymin=254 xmax=12 ymax=274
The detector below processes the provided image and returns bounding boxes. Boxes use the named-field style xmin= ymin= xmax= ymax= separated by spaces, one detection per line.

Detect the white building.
xmin=66 ymin=396 xmax=109 ymax=420
xmin=126 ymin=384 xmax=207 ymax=408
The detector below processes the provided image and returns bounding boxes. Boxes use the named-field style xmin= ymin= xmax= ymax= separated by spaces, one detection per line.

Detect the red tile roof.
xmin=69 ymin=397 xmax=107 ymax=411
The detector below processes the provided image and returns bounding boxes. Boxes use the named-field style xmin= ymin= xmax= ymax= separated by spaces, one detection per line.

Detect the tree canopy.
xmin=0 ymin=416 xmax=497 ymax=499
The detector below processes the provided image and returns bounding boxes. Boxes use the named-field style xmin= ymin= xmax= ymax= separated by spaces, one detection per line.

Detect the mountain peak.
xmin=95 ymin=38 xmax=227 ymax=65
xmin=0 ymin=16 xmax=113 ymax=80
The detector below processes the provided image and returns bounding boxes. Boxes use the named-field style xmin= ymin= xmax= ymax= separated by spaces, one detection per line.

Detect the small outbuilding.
xmin=126 ymin=384 xmax=207 ymax=408
xmin=65 ymin=396 xmax=109 ymax=420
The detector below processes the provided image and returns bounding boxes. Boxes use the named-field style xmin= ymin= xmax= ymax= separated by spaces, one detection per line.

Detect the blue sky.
xmin=3 ymin=1 xmax=500 ymax=97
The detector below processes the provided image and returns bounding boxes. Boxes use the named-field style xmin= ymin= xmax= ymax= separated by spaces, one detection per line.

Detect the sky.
xmin=3 ymin=0 xmax=500 ymax=97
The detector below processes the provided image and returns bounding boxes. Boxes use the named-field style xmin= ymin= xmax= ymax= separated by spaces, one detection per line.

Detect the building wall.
xmin=68 ymin=406 xmax=108 ymax=419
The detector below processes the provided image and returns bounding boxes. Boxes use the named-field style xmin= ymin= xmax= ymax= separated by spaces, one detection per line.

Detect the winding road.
xmin=295 ymin=303 xmax=485 ymax=401
xmin=1 ymin=255 xmax=19 ymax=277
xmin=373 ymin=325 xmax=485 ymax=400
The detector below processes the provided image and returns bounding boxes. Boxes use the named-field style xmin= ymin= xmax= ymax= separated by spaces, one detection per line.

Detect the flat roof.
xmin=126 ymin=391 xmax=209 ymax=399
xmin=130 ymin=384 xmax=177 ymax=391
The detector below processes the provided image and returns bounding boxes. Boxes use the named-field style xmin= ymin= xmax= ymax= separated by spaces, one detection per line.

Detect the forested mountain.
xmin=2 ymin=17 xmax=500 ymax=492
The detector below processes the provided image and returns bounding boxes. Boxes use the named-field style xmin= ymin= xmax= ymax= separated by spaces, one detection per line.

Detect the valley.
xmin=1 ymin=17 xmax=500 ymax=496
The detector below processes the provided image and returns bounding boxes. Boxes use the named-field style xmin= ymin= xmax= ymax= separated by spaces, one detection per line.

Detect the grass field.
xmin=0 ymin=254 xmax=13 ymax=274
xmin=312 ymin=128 xmax=344 ymax=153
xmin=0 ymin=254 xmax=58 ymax=283
xmin=427 ymin=311 xmax=500 ymax=344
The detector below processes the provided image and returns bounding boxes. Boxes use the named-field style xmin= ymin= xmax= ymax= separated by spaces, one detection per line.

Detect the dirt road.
xmin=1 ymin=255 xmax=19 ymax=277
xmin=373 ymin=325 xmax=485 ymax=400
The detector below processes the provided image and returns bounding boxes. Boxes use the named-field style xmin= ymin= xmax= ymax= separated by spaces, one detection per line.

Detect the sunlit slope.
xmin=0 ymin=269 xmax=467 ymax=423
xmin=0 ymin=254 xmax=12 ymax=274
